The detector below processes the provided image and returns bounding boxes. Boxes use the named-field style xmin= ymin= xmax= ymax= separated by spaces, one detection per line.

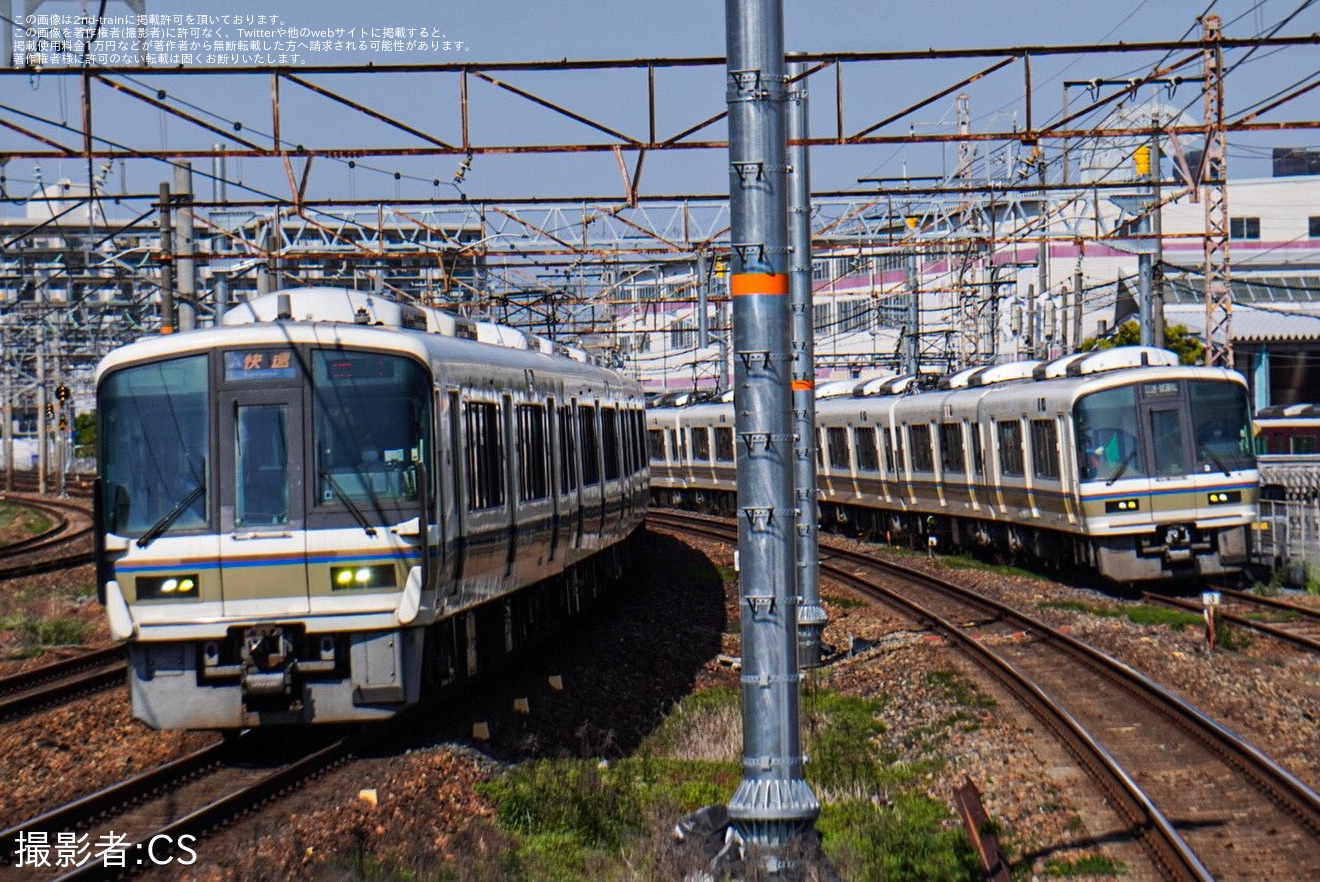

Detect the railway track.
xmin=0 ymin=646 xmax=126 ymax=720
xmin=0 ymin=732 xmax=351 ymax=880
xmin=1143 ymin=587 xmax=1320 ymax=653
xmin=648 ymin=509 xmax=1320 ymax=880
xmin=0 ymin=492 xmax=95 ymax=580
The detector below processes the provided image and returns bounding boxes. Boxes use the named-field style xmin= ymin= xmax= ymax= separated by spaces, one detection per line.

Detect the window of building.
xmin=908 ymin=424 xmax=934 ymax=472
xmin=1230 ymin=216 xmax=1260 ymax=240
xmin=997 ymin=420 xmax=1024 ymax=477
xmin=1031 ymin=418 xmax=1060 ymax=479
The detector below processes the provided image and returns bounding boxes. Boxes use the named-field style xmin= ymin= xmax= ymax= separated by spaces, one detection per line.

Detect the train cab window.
xmin=516 ymin=405 xmax=550 ymax=501
xmin=99 ymin=354 xmax=209 ymax=537
xmin=1188 ymin=381 xmax=1255 ymax=473
xmin=996 ymin=420 xmax=1025 ymax=477
xmin=648 ymin=429 xmax=667 ymax=462
xmin=1074 ymin=387 xmax=1145 ymax=483
xmin=1030 ymin=419 xmax=1060 ymax=479
xmin=826 ymin=427 xmax=850 ymax=469
xmin=908 ymin=424 xmax=934 ymax=472
xmin=311 ymin=352 xmax=431 ymax=510
xmin=854 ymin=427 xmax=879 ymax=472
xmin=559 ymin=405 xmax=578 ymax=491
xmin=714 ymin=426 xmax=735 ymax=463
xmin=464 ymin=400 xmax=505 ymax=510
xmin=580 ymin=406 xmax=601 ymax=486
xmin=939 ymin=423 xmax=965 ymax=474
xmin=691 ymin=426 xmax=711 ymax=462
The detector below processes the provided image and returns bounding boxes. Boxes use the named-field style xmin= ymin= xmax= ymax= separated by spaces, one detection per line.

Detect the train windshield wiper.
xmin=319 ymin=471 xmax=378 ymax=537
xmin=1105 ymin=450 xmax=1139 ymax=486
xmin=1203 ymin=450 xmax=1233 ymax=477
xmin=137 ymin=482 xmax=205 ymax=548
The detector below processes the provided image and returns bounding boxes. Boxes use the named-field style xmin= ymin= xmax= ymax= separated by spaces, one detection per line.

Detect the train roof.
xmin=97 ymin=289 xmax=638 ymax=396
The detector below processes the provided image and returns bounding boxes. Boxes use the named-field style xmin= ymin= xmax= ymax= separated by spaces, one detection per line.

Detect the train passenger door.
xmin=217 ymin=388 xmax=310 ymax=616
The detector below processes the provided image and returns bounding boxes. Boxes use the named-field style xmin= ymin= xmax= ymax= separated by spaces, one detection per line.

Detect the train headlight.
xmin=1104 ymin=498 xmax=1141 ymax=513
xmin=330 ymin=564 xmax=394 ymax=591
xmin=135 ymin=574 xmax=200 ymax=601
xmin=1207 ymin=490 xmax=1242 ymax=505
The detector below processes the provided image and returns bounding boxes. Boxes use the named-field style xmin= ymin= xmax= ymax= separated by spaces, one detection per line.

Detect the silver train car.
xmin=649 ymin=348 xmax=1258 ymax=582
xmin=96 ymin=288 xmax=647 ymax=729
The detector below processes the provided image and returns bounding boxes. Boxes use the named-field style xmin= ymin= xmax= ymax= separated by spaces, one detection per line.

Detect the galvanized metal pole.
xmin=1136 ymin=143 xmax=1154 ymax=347
xmin=724 ymin=0 xmax=819 ymax=852
xmin=157 ymin=183 xmax=176 ymax=334
xmin=787 ymin=61 xmax=826 ymax=669
xmin=904 ymin=252 xmax=920 ymax=374
xmin=174 ymin=163 xmax=197 ymax=332
xmin=1150 ymin=122 xmax=1166 ymax=348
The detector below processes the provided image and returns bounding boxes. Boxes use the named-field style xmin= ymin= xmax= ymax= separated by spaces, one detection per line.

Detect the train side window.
xmin=580 ymin=405 xmax=601 ymax=486
xmin=559 ymin=405 xmax=578 ymax=491
xmin=516 ymin=404 xmax=550 ymax=502
xmin=714 ymin=426 xmax=735 ymax=463
xmin=691 ymin=426 xmax=711 ymax=461
xmin=969 ymin=421 xmax=984 ymax=475
xmin=464 ymin=400 xmax=505 ymax=510
xmin=882 ymin=427 xmax=895 ymax=472
xmin=602 ymin=407 xmax=621 ymax=480
xmin=826 ymin=427 xmax=850 ymax=469
xmin=939 ymin=422 xmax=965 ymax=474
xmin=634 ymin=411 xmax=648 ymax=472
xmin=854 ymin=427 xmax=879 ymax=471
xmin=892 ymin=427 xmax=904 ymax=472
xmin=997 ymin=420 xmax=1025 ymax=477
xmin=908 ymin=424 xmax=934 ymax=472
xmin=648 ymin=429 xmax=667 ymax=461
xmin=1030 ymin=419 xmax=1060 ymax=479
xmin=815 ymin=429 xmax=825 ymax=468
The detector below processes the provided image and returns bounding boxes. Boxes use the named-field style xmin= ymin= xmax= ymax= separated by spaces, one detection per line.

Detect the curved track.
xmin=0 ymin=493 xmax=95 ymax=579
xmin=0 ymin=733 xmax=350 ymax=880
xmin=1143 ymin=587 xmax=1320 ymax=654
xmin=648 ymin=509 xmax=1320 ymax=881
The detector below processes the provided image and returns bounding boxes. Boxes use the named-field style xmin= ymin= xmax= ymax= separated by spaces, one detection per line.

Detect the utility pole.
xmin=158 ymin=183 xmax=176 ymax=334
xmin=1201 ymin=14 xmax=1232 ymax=368
xmin=787 ymin=61 xmax=826 ymax=669
xmin=174 ymin=163 xmax=197 ymax=331
xmin=724 ymin=0 xmax=819 ymax=860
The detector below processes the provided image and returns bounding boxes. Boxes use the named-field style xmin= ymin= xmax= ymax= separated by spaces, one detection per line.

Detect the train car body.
xmin=95 ymin=288 xmax=647 ymax=729
xmin=650 ymin=348 xmax=1257 ymax=582
xmin=1254 ymin=404 xmax=1320 ymax=455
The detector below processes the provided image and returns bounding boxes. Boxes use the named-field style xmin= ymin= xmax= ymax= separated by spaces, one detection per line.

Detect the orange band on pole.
xmin=731 ymin=273 xmax=789 ymax=296
xmin=791 ymin=379 xmax=814 ymax=392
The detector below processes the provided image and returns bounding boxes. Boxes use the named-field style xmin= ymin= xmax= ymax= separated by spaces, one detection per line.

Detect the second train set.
xmin=648 ymin=348 xmax=1258 ymax=582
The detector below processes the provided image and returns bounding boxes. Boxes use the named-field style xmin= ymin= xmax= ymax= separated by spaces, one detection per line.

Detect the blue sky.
xmin=3 ymin=1 xmax=1317 ymax=204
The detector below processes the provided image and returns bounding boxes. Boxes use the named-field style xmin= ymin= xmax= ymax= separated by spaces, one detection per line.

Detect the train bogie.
xmin=96 ymin=288 xmax=646 ymax=729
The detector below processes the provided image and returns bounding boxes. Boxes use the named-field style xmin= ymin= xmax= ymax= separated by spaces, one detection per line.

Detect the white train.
xmin=95 ymin=288 xmax=647 ymax=729
xmin=649 ymin=348 xmax=1258 ymax=582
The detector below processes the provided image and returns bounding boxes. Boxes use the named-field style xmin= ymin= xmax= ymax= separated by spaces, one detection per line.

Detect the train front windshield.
xmin=1074 ymin=378 xmax=1254 ymax=483
xmin=99 ymin=354 xmax=210 ymax=537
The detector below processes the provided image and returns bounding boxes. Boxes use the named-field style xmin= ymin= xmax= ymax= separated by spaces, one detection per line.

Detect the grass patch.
xmin=938 ymin=553 xmax=1041 ymax=581
xmin=0 ymin=502 xmax=53 ymax=546
xmin=1 ymin=613 xmax=88 ymax=657
xmin=1039 ymin=598 xmax=1202 ymax=631
xmin=1042 ymin=853 xmax=1127 ymax=876
xmin=822 ymin=592 xmax=867 ymax=610
xmin=476 ymin=685 xmax=982 ymax=880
